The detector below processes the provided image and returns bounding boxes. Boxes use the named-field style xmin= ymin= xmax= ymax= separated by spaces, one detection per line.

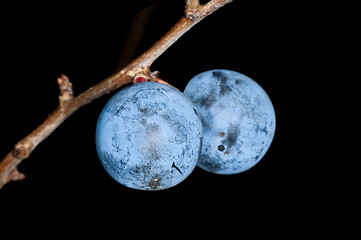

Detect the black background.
xmin=0 ymin=0 xmax=328 ymax=231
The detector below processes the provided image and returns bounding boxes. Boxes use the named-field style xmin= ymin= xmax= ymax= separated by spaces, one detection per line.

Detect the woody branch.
xmin=0 ymin=0 xmax=233 ymax=189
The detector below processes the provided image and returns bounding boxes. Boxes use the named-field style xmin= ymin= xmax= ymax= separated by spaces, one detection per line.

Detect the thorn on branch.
xmin=57 ymin=74 xmax=74 ymax=105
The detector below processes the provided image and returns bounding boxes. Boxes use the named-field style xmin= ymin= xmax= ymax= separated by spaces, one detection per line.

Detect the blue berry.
xmin=184 ymin=70 xmax=276 ymax=174
xmin=96 ymin=82 xmax=203 ymax=190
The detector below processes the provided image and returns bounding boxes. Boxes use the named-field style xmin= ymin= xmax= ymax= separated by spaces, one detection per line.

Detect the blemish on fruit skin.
xmin=217 ymin=145 xmax=225 ymax=151
xmin=221 ymin=124 xmax=240 ymax=149
xmin=212 ymin=70 xmax=231 ymax=96
xmin=148 ymin=176 xmax=162 ymax=189
xmin=198 ymin=93 xmax=217 ymax=109
xmin=172 ymin=162 xmax=183 ymax=175
xmin=193 ymin=107 xmax=199 ymax=117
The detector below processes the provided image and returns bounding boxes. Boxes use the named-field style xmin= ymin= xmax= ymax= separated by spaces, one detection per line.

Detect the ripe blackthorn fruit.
xmin=184 ymin=69 xmax=276 ymax=174
xmin=96 ymin=82 xmax=203 ymax=190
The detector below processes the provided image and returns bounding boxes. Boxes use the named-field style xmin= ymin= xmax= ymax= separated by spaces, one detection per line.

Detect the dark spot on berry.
xmin=193 ymin=107 xmax=199 ymax=117
xmin=218 ymin=145 xmax=225 ymax=151
xmin=227 ymin=125 xmax=240 ymax=148
xmin=198 ymin=94 xmax=217 ymax=109
xmin=255 ymin=124 xmax=269 ymax=135
xmin=221 ymin=124 xmax=240 ymax=149
xmin=212 ymin=71 xmax=231 ymax=96
xmin=212 ymin=71 xmax=227 ymax=82
xmin=139 ymin=106 xmax=148 ymax=115
xmin=172 ymin=162 xmax=183 ymax=175
xmin=235 ymin=79 xmax=244 ymax=85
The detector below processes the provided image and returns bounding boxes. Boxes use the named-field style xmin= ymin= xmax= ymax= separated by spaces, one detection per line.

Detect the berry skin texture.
xmin=96 ymin=82 xmax=203 ymax=190
xmin=184 ymin=70 xmax=276 ymax=175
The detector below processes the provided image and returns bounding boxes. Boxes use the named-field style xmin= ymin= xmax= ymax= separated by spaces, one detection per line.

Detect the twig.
xmin=185 ymin=0 xmax=233 ymax=20
xmin=0 ymin=0 xmax=233 ymax=190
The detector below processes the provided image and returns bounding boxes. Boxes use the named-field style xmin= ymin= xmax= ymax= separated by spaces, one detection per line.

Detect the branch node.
xmin=185 ymin=0 xmax=233 ymax=20
xmin=14 ymin=142 xmax=33 ymax=159
xmin=185 ymin=0 xmax=202 ymax=20
xmin=10 ymin=169 xmax=25 ymax=181
xmin=58 ymin=74 xmax=74 ymax=105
